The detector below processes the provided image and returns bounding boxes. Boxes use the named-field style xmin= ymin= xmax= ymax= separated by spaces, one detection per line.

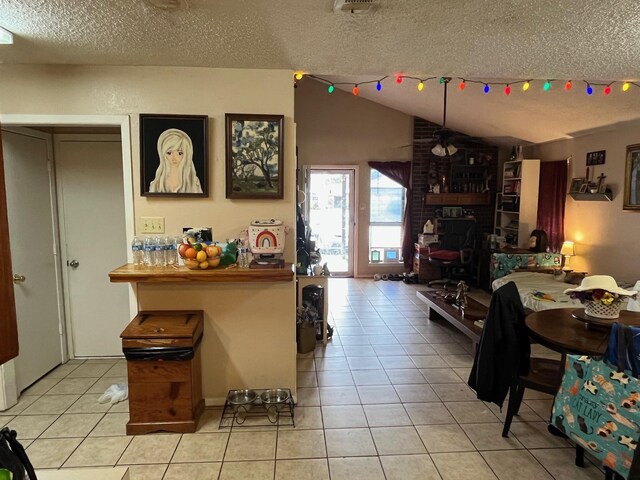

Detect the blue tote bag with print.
xmin=551 ymin=352 xmax=640 ymax=479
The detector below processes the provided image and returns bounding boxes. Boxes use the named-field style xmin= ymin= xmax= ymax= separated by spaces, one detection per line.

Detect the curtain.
xmin=368 ymin=161 xmax=413 ymax=268
xmin=536 ymin=160 xmax=567 ymax=252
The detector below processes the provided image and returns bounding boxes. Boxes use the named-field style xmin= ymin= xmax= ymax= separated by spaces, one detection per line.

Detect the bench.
xmin=416 ymin=290 xmax=487 ymax=352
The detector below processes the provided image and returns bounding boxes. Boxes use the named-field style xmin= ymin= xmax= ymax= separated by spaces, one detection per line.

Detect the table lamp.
xmin=561 ymin=241 xmax=575 ymax=271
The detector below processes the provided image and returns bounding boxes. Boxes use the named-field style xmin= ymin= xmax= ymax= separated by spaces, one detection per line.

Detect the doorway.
xmin=307 ymin=167 xmax=356 ymax=277
xmin=0 ymin=114 xmax=135 ymax=408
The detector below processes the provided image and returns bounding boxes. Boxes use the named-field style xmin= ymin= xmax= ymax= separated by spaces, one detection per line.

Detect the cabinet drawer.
xmin=128 ymin=360 xmax=191 ymax=383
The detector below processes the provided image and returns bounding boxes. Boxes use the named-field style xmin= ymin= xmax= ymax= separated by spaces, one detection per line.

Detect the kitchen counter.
xmin=109 ymin=263 xmax=295 ymax=283
xmin=109 ymin=263 xmax=296 ymax=406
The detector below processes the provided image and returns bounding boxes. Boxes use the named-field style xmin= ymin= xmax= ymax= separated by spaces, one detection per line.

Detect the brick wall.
xmin=411 ymin=117 xmax=498 ymax=246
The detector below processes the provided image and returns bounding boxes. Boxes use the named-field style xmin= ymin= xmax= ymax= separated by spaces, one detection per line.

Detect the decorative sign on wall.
xmin=586 ymin=150 xmax=606 ymax=166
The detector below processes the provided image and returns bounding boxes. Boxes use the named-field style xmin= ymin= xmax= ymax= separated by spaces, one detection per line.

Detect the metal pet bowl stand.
xmin=220 ymin=388 xmax=296 ymax=428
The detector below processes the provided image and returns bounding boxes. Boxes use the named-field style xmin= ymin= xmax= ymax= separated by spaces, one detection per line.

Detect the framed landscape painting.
xmin=140 ymin=114 xmax=208 ymax=197
xmin=225 ymin=114 xmax=284 ymax=199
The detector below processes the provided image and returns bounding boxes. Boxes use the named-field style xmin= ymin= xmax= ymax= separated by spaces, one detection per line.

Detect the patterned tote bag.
xmin=551 ymin=348 xmax=640 ymax=479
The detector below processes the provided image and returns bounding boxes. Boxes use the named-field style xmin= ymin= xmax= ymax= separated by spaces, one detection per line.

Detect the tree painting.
xmin=226 ymin=114 xmax=284 ymax=199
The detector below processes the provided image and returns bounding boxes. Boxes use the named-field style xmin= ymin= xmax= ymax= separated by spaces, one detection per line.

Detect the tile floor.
xmin=0 ymin=278 xmax=604 ymax=479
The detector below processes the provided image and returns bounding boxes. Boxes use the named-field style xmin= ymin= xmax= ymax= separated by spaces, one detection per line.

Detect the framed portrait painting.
xmin=624 ymin=143 xmax=640 ymax=210
xmin=225 ymin=113 xmax=284 ymax=199
xmin=140 ymin=114 xmax=208 ymax=197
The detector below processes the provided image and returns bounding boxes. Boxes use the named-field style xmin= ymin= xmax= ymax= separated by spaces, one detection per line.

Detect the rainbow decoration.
xmin=255 ymin=229 xmax=278 ymax=249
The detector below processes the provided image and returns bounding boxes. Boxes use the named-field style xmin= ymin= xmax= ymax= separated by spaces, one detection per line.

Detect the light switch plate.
xmin=140 ymin=217 xmax=165 ymax=234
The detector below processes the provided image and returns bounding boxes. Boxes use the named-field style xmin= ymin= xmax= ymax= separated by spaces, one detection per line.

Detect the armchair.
xmin=427 ymin=218 xmax=476 ymax=288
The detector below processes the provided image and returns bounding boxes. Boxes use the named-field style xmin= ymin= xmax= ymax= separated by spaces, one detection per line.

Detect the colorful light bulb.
xmin=328 ymin=84 xmax=334 ymax=94
xmin=565 ymin=80 xmax=572 ymax=91
xmin=376 ymin=81 xmax=382 ymax=91
xmin=504 ymin=85 xmax=511 ymax=96
xmin=543 ymin=80 xmax=551 ymax=91
xmin=295 ymin=72 xmax=304 ymax=80
xmin=623 ymin=82 xmax=631 ymax=92
xmin=353 ymin=85 xmax=359 ymax=96
xmin=586 ymin=84 xmax=593 ymax=95
xmin=483 ymin=84 xmax=490 ymax=94
xmin=418 ymin=81 xmax=424 ymax=92
xmin=395 ymin=75 xmax=403 ymax=84
xmin=459 ymin=80 xmax=466 ymax=91
xmin=604 ymin=85 xmax=611 ymax=95
xmin=522 ymin=81 xmax=530 ymax=92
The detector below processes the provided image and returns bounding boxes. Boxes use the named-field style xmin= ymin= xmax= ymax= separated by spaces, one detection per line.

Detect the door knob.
xmin=69 ymin=259 xmax=80 ymax=269
xmin=13 ymin=274 xmax=26 ymax=283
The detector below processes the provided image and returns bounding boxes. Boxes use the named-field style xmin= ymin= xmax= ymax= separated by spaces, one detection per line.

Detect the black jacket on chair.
xmin=468 ymin=281 xmax=531 ymax=407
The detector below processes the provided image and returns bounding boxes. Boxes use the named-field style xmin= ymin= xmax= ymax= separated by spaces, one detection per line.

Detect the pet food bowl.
xmin=228 ymin=389 xmax=257 ymax=406
xmin=260 ymin=388 xmax=290 ymax=404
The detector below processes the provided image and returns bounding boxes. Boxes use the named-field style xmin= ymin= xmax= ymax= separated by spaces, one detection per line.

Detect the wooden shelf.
xmin=568 ymin=191 xmax=613 ymax=202
xmin=109 ymin=263 xmax=295 ymax=283
xmin=425 ymin=192 xmax=490 ymax=205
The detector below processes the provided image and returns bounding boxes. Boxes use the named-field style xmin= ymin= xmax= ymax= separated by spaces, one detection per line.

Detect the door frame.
xmin=0 ymin=114 xmax=136 ymax=409
xmin=304 ymin=165 xmax=359 ymax=277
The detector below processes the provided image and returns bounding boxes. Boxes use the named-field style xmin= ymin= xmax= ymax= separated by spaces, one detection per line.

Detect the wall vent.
xmin=333 ymin=0 xmax=378 ymax=14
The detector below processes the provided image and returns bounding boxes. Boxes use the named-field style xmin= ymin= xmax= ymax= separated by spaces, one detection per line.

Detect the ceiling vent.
xmin=333 ymin=0 xmax=378 ymax=14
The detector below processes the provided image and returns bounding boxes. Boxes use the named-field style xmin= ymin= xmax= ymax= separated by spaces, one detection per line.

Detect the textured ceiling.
xmin=1 ymin=0 xmax=640 ymax=143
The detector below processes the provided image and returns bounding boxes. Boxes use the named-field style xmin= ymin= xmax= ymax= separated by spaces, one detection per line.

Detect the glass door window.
xmin=308 ymin=169 xmax=355 ymax=276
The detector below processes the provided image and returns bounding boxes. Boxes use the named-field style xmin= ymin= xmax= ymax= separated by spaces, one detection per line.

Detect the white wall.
xmin=295 ymin=79 xmax=413 ymax=276
xmin=0 ymin=65 xmax=297 ymax=402
xmin=526 ymin=124 xmax=640 ymax=283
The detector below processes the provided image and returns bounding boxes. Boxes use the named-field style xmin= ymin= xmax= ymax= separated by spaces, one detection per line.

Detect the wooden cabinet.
xmin=412 ymin=243 xmax=441 ymax=284
xmin=494 ymin=159 xmax=540 ymax=249
xmin=121 ymin=310 xmax=204 ymax=435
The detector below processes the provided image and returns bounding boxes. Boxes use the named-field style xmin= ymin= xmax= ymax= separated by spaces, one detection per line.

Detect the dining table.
xmin=525 ymin=308 xmax=640 ymax=443
xmin=525 ymin=308 xmax=640 ymax=356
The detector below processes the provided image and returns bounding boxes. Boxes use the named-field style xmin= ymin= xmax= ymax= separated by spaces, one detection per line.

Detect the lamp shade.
xmin=560 ymin=241 xmax=575 ymax=256
xmin=431 ymin=144 xmax=446 ymax=157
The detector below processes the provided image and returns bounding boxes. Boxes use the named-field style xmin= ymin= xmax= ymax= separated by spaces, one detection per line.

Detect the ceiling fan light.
xmin=446 ymin=144 xmax=458 ymax=156
xmin=431 ymin=144 xmax=446 ymax=157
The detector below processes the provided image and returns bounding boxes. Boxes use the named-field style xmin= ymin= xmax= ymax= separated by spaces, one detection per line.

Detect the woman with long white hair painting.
xmin=149 ymin=128 xmax=203 ymax=194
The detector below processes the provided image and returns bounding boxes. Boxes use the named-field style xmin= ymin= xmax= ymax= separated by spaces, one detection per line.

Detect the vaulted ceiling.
xmin=1 ymin=0 xmax=640 ymax=144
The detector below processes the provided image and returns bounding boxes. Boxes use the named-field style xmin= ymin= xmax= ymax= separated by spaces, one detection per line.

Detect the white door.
xmin=55 ymin=135 xmax=130 ymax=357
xmin=3 ymin=128 xmax=65 ymax=391
xmin=307 ymin=168 xmax=356 ymax=277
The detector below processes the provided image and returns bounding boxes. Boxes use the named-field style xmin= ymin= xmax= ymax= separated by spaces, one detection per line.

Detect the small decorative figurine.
xmin=455 ymin=280 xmax=468 ymax=308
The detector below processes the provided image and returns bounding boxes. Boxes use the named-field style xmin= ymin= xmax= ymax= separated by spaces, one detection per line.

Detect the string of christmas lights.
xmin=294 ymin=72 xmax=640 ymax=97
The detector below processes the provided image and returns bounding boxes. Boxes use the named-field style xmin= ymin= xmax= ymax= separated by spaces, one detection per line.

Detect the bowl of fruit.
xmin=178 ymin=241 xmax=222 ymax=270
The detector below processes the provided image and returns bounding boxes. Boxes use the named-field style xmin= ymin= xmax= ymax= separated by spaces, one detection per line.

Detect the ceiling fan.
xmin=401 ymin=77 xmax=481 ymax=154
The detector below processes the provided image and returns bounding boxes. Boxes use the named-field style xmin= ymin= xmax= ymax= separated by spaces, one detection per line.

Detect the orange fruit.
xmin=184 ymin=247 xmax=197 ymax=259
xmin=199 ymin=261 xmax=209 ymax=269
xmin=207 ymin=258 xmax=221 ymax=268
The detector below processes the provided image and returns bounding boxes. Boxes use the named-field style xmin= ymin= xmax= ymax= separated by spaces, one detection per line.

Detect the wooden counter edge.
xmin=108 ymin=263 xmax=295 ymax=283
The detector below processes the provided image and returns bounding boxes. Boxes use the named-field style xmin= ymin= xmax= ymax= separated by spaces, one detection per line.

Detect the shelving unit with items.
xmin=494 ymin=159 xmax=540 ymax=248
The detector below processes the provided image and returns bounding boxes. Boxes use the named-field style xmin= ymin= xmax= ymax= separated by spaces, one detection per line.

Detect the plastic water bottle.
xmin=143 ymin=236 xmax=154 ymax=267
xmin=131 ymin=236 xmax=144 ymax=267
xmin=165 ymin=235 xmax=178 ymax=266
xmin=155 ymin=236 xmax=167 ymax=268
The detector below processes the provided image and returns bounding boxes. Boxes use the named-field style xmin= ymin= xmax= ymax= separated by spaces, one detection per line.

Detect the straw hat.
xmin=563 ymin=275 xmax=638 ymax=296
